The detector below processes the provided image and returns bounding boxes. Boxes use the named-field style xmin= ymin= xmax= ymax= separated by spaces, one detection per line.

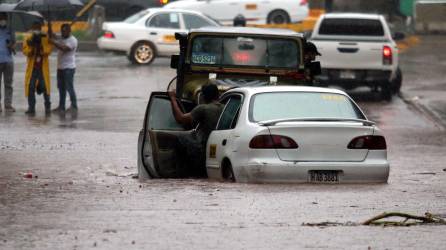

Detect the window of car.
xmin=216 ymin=95 xmax=242 ymax=130
xmin=183 ymin=14 xmax=216 ymax=29
xmin=318 ymin=18 xmax=384 ymax=36
xmin=191 ymin=36 xmax=300 ymax=69
xmin=147 ymin=96 xmax=185 ymax=130
xmin=124 ymin=10 xmax=150 ymax=24
xmin=249 ymin=92 xmax=365 ymax=122
xmin=147 ymin=13 xmax=180 ymax=29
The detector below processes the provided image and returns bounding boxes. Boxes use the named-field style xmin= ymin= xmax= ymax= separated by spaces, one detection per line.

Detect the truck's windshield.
xmin=190 ymin=36 xmax=300 ymax=69
xmin=319 ymin=18 xmax=384 ymax=36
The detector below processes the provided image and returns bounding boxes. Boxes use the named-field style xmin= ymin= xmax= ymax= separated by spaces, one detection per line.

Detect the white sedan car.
xmin=138 ymin=86 xmax=389 ymax=183
xmin=164 ymin=0 xmax=309 ymax=25
xmin=206 ymin=86 xmax=389 ymax=183
xmin=97 ymin=8 xmax=219 ymax=65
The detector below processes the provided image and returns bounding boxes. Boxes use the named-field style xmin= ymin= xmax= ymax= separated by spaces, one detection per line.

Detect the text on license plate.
xmin=309 ymin=171 xmax=339 ymax=183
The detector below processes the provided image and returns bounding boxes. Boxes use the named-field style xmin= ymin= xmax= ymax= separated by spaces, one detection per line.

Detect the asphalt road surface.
xmin=0 ymin=36 xmax=445 ymax=249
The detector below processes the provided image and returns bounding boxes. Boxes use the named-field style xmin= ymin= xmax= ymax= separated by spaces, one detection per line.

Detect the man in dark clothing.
xmin=304 ymin=41 xmax=322 ymax=85
xmin=168 ymin=83 xmax=224 ymax=177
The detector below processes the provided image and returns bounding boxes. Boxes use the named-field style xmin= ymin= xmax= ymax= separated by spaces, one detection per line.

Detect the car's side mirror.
xmin=392 ymin=32 xmax=405 ymax=41
xmin=170 ymin=55 xmax=179 ymax=69
xmin=310 ymin=61 xmax=321 ymax=76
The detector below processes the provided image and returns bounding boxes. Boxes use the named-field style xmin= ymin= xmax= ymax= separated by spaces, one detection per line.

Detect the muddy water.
xmin=1 ymin=48 xmax=445 ymax=249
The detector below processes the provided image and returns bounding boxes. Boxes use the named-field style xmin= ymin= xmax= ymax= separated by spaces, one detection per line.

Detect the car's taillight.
xmin=300 ymin=0 xmax=308 ymax=5
xmin=383 ymin=45 xmax=392 ymax=65
xmin=103 ymin=31 xmax=115 ymax=39
xmin=348 ymin=135 xmax=387 ymax=150
xmin=160 ymin=0 xmax=169 ymax=4
xmin=249 ymin=134 xmax=298 ymax=149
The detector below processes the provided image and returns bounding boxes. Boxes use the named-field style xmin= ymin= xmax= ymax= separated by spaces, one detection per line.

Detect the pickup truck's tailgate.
xmin=313 ymin=40 xmax=385 ymax=69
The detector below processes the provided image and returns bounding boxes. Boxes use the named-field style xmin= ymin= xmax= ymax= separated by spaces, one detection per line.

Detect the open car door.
xmin=137 ymin=92 xmax=195 ymax=179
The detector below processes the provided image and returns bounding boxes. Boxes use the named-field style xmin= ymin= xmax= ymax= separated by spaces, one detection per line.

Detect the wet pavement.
xmin=1 ymin=37 xmax=446 ymax=249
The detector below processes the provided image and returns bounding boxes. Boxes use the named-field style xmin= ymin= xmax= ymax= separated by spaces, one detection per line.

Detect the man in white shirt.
xmin=50 ymin=24 xmax=78 ymax=114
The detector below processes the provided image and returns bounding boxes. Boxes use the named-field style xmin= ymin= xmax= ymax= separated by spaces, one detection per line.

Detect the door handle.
xmin=222 ymin=139 xmax=227 ymax=146
xmin=150 ymin=32 xmax=157 ymax=35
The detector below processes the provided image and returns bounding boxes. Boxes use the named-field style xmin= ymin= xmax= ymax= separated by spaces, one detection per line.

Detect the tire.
xmin=222 ymin=160 xmax=235 ymax=182
xmin=128 ymin=41 xmax=156 ymax=65
xmin=391 ymin=67 xmax=403 ymax=94
xmin=267 ymin=10 xmax=290 ymax=24
xmin=381 ymin=83 xmax=392 ymax=101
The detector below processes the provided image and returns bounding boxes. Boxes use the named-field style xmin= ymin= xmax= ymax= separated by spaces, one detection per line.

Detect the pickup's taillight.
xmin=249 ymin=135 xmax=298 ymax=149
xmin=103 ymin=31 xmax=115 ymax=39
xmin=348 ymin=135 xmax=387 ymax=150
xmin=300 ymin=0 xmax=308 ymax=5
xmin=383 ymin=45 xmax=392 ymax=65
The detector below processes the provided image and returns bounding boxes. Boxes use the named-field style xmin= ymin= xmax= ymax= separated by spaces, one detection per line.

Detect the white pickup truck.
xmin=310 ymin=13 xmax=404 ymax=100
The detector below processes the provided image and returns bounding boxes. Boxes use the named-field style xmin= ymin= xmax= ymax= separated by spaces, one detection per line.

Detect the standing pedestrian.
xmin=22 ymin=21 xmax=53 ymax=115
xmin=0 ymin=12 xmax=16 ymax=113
xmin=50 ymin=23 xmax=78 ymax=114
xmin=303 ymin=41 xmax=322 ymax=85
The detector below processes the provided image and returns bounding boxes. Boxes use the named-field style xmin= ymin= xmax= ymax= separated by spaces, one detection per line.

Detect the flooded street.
xmin=1 ymin=36 xmax=445 ymax=249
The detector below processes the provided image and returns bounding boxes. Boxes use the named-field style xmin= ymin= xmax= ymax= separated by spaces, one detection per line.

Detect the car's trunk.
xmin=267 ymin=122 xmax=374 ymax=162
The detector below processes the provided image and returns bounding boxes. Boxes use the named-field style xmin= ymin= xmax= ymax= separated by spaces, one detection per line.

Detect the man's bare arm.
xmin=50 ymin=38 xmax=72 ymax=52
xmin=168 ymin=90 xmax=193 ymax=125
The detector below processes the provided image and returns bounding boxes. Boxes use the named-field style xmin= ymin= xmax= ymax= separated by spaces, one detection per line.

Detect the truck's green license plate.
xmin=309 ymin=171 xmax=339 ymax=183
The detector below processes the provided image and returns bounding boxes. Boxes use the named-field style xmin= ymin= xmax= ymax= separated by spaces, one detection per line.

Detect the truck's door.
xmin=138 ymin=92 xmax=194 ymax=178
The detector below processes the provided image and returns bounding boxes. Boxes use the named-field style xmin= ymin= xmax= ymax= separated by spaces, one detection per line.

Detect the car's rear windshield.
xmin=190 ymin=36 xmax=300 ymax=69
xmin=124 ymin=10 xmax=150 ymax=23
xmin=250 ymin=92 xmax=364 ymax=122
xmin=318 ymin=18 xmax=384 ymax=36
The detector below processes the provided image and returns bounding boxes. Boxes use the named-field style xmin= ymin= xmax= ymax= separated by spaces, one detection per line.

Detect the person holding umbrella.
xmin=22 ymin=20 xmax=53 ymax=115
xmin=0 ymin=12 xmax=16 ymax=113
xmin=50 ymin=23 xmax=78 ymax=114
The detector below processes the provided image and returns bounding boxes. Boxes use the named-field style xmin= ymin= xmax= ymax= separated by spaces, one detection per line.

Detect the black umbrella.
xmin=14 ymin=0 xmax=84 ymax=35
xmin=0 ymin=4 xmax=44 ymax=32
xmin=14 ymin=0 xmax=84 ymax=11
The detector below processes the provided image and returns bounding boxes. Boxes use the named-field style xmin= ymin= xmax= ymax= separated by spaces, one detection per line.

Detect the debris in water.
xmin=22 ymin=172 xmax=33 ymax=178
xmin=415 ymin=172 xmax=436 ymax=175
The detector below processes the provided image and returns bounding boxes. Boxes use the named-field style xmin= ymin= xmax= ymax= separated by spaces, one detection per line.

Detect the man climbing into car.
xmin=168 ymin=82 xmax=224 ymax=177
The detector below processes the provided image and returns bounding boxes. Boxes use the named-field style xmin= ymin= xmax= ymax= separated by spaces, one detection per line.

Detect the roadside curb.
xmin=399 ymin=92 xmax=446 ymax=131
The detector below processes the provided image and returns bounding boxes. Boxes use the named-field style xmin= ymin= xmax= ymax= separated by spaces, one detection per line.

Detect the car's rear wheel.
xmin=381 ymin=83 xmax=392 ymax=101
xmin=129 ymin=41 xmax=156 ymax=65
xmin=221 ymin=160 xmax=235 ymax=182
xmin=267 ymin=10 xmax=290 ymax=24
xmin=391 ymin=67 xmax=403 ymax=94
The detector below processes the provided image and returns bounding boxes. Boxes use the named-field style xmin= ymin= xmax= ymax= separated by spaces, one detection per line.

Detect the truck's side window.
xmin=216 ymin=95 xmax=242 ymax=130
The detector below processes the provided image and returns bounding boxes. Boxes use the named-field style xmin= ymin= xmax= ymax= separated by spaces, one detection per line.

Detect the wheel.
xmin=222 ymin=160 xmax=235 ymax=182
xmin=267 ymin=10 xmax=290 ymax=24
xmin=129 ymin=41 xmax=156 ymax=65
xmin=391 ymin=67 xmax=402 ymax=94
xmin=381 ymin=83 xmax=392 ymax=101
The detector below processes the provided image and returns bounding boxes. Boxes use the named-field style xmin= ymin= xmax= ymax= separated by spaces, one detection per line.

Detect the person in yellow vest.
xmin=22 ymin=21 xmax=52 ymax=115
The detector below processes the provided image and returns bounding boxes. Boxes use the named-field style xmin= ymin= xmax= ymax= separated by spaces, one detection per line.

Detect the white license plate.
xmin=339 ymin=70 xmax=356 ymax=79
xmin=309 ymin=171 xmax=339 ymax=183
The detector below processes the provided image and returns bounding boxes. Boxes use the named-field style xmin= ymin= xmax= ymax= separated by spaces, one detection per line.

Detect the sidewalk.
xmin=399 ymin=35 xmax=446 ymax=130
